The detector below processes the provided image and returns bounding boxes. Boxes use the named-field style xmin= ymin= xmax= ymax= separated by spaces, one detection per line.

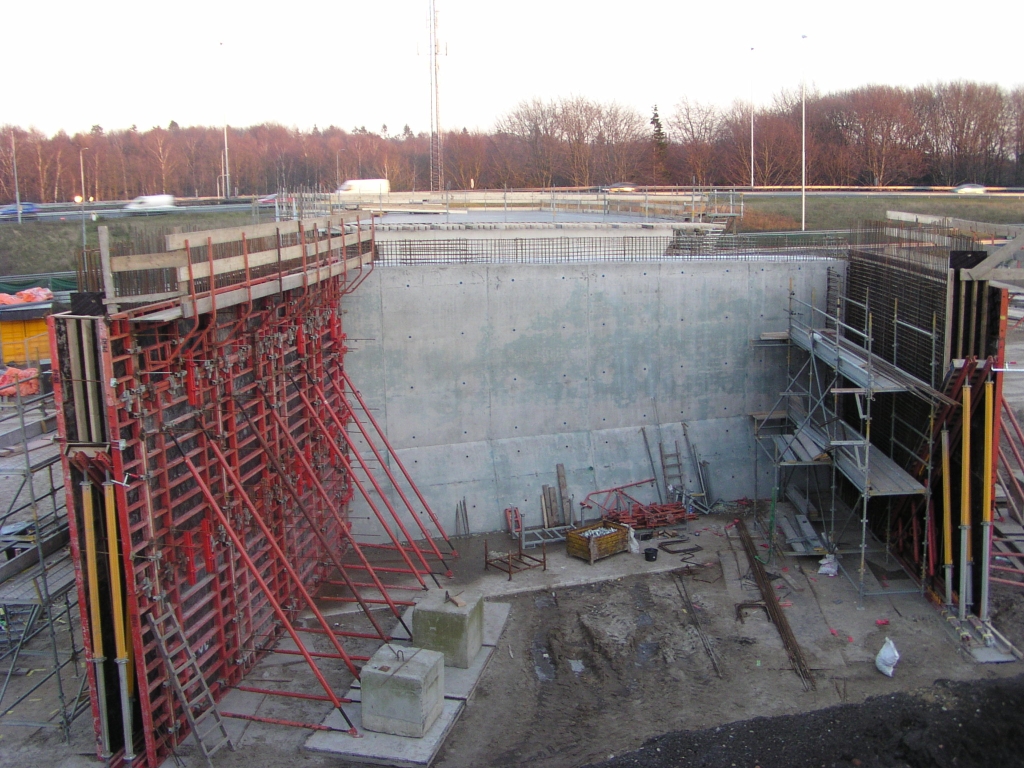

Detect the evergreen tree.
xmin=651 ymin=105 xmax=669 ymax=184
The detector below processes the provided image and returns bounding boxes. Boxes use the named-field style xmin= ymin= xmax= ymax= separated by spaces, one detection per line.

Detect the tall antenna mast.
xmin=428 ymin=0 xmax=444 ymax=193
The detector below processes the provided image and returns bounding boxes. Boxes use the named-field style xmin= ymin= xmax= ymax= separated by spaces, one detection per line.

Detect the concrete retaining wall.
xmin=343 ymin=259 xmax=834 ymax=537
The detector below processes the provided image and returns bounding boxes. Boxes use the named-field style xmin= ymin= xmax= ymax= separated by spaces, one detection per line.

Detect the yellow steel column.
xmin=81 ymin=481 xmax=112 ymax=759
xmin=103 ymin=480 xmax=135 ymax=762
xmin=941 ymin=430 xmax=953 ymax=606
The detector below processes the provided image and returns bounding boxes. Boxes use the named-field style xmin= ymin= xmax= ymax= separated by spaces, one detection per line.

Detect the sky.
xmin=5 ymin=0 xmax=1022 ymax=137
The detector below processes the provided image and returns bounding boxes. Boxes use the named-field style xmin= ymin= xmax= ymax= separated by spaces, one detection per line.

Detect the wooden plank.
xmin=548 ymin=485 xmax=562 ymax=526
xmin=98 ymin=226 xmax=117 ymax=313
xmin=556 ymin=464 xmax=572 ymax=526
xmin=164 ymin=212 xmax=370 ymax=250
xmin=110 ymin=251 xmax=187 ymax=272
xmin=181 ymin=252 xmax=372 ymax=318
xmin=540 ymin=486 xmax=551 ymax=528
xmin=177 ymin=229 xmax=372 ymax=282
xmin=106 ymin=290 xmax=182 ymax=306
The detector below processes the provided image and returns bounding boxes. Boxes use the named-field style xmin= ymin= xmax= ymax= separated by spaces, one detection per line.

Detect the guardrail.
xmin=78 ymin=213 xmax=376 ymax=313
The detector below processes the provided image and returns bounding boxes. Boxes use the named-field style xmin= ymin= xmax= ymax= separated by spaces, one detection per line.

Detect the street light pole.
xmin=79 ymin=147 xmax=90 ymax=251
xmin=750 ymin=46 xmax=755 ymax=189
xmin=223 ymin=125 xmax=231 ymax=199
xmin=801 ymin=34 xmax=807 ymax=232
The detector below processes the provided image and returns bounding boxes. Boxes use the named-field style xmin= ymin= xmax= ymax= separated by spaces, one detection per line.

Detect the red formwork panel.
xmin=50 ymin=217 xmax=454 ymax=767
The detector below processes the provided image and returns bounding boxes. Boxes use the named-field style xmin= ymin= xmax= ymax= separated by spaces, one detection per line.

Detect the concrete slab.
xmin=361 ymin=645 xmax=445 ymax=738
xmin=434 ymin=643 xmax=494 ymax=701
xmin=305 ymin=699 xmax=464 ymax=768
xmin=354 ymin=603 xmax=509 ymax=704
xmin=412 ymin=590 xmax=484 ymax=668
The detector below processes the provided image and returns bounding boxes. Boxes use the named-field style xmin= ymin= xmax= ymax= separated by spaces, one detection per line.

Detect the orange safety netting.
xmin=0 ymin=287 xmax=54 ymax=305
xmin=0 ymin=367 xmax=40 ymax=397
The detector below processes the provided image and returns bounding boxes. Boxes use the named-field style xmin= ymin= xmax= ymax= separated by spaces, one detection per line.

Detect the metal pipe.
xmin=959 ymin=384 xmax=971 ymax=621
xmin=199 ymin=436 xmax=365 ymax=678
xmin=980 ymin=379 xmax=994 ymax=622
xmin=308 ymin=376 xmax=452 ymax=570
xmin=166 ymin=431 xmax=357 ymax=733
xmin=338 ymin=371 xmax=454 ymax=549
xmin=103 ymin=481 xmax=135 ymax=764
xmin=253 ymin=387 xmax=430 ymax=607
xmin=941 ymin=430 xmax=953 ymax=606
xmin=81 ymin=481 xmax=112 ymax=759
xmin=232 ymin=401 xmax=398 ymax=640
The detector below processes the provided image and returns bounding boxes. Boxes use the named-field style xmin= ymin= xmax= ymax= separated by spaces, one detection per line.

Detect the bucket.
xmin=644 ymin=548 xmax=658 ymax=562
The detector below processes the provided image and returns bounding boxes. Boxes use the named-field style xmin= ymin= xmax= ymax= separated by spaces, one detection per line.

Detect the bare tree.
xmin=668 ymin=98 xmax=721 ymax=186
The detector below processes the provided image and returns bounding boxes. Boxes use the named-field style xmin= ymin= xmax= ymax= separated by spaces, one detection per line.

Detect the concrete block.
xmin=361 ymin=644 xmax=444 ymax=738
xmin=412 ymin=590 xmax=483 ymax=668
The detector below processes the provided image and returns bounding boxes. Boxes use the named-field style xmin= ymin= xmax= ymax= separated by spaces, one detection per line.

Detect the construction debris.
xmin=735 ymin=518 xmax=815 ymax=690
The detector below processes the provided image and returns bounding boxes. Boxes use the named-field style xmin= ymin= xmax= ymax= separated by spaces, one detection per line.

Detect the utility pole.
xmin=800 ymin=34 xmax=808 ymax=232
xmin=428 ymin=0 xmax=444 ymax=193
xmin=11 ymin=130 xmax=22 ymax=224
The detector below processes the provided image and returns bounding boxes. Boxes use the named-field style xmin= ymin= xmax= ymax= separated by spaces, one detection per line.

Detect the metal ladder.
xmin=146 ymin=609 xmax=234 ymax=766
xmin=660 ymin=441 xmax=684 ymax=499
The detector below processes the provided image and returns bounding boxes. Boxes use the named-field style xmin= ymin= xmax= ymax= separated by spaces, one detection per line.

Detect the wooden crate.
xmin=566 ymin=520 xmax=629 ymax=565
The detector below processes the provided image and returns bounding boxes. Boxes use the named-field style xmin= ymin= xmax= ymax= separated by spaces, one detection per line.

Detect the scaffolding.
xmin=54 ymin=213 xmax=456 ymax=767
xmin=755 ymin=222 xmax=1013 ymax=633
xmin=754 ymin=279 xmax=947 ymax=600
xmin=0 ymin=369 xmax=89 ymax=738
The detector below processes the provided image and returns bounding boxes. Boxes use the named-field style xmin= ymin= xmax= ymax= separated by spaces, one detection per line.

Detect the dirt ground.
xmin=430 ymin=526 xmax=1022 ymax=768
xmin=2 ymin=512 xmax=1023 ymax=768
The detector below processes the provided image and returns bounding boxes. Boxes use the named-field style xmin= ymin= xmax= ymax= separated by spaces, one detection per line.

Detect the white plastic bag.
xmin=875 ymin=637 xmax=900 ymax=677
xmin=627 ymin=526 xmax=640 ymax=554
xmin=817 ymin=554 xmax=838 ymax=577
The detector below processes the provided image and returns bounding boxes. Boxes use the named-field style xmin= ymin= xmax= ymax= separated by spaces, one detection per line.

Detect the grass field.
xmin=0 ymin=211 xmax=259 ymax=277
xmin=738 ymin=193 xmax=1024 ymax=232
xmin=1 ymin=196 xmax=1022 ymax=278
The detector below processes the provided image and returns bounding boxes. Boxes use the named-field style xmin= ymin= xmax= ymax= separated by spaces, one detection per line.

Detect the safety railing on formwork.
xmin=375 ymin=232 xmax=848 ymax=266
xmin=77 ymin=213 xmax=377 ymax=311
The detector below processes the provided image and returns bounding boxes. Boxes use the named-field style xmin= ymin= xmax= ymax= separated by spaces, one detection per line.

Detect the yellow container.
xmin=0 ymin=317 xmax=51 ymax=365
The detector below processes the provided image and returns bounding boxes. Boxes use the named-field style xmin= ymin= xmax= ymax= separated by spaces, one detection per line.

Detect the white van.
xmin=124 ymin=194 xmax=176 ymax=213
xmin=335 ymin=179 xmax=390 ymax=195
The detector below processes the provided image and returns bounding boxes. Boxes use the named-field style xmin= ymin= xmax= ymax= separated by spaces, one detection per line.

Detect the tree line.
xmin=1 ymin=81 xmax=1022 ymax=203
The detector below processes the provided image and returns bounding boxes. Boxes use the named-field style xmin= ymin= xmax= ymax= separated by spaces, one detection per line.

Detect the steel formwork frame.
xmin=50 ymin=215 xmax=455 ymax=767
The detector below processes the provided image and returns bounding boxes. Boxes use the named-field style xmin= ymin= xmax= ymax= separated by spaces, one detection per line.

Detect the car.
xmin=0 ymin=202 xmax=39 ymax=220
xmin=952 ymin=183 xmax=986 ymax=195
xmin=124 ymin=195 xmax=176 ymax=214
xmin=603 ymin=182 xmax=638 ymax=194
